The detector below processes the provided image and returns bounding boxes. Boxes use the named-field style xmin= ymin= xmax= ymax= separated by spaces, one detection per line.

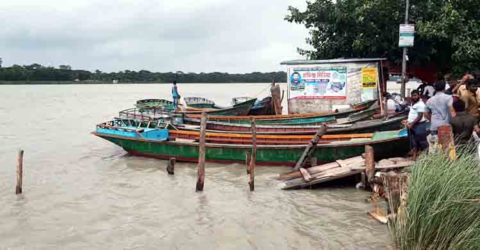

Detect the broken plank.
xmin=282 ymin=169 xmax=363 ymax=190
xmin=299 ymin=168 xmax=312 ymax=182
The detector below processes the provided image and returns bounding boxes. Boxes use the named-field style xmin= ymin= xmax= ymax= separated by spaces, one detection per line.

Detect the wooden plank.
xmin=299 ymin=168 xmax=312 ymax=182
xmin=282 ymin=169 xmax=363 ymax=190
xmin=368 ymin=211 xmax=388 ymax=224
xmin=293 ymin=125 xmax=327 ymax=170
xmin=278 ymin=156 xmax=363 ymax=181
xmin=351 ymin=161 xmax=415 ymax=171
xmin=278 ymin=162 xmax=338 ymax=181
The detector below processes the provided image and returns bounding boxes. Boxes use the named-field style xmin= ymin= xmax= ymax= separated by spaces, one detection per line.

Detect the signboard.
xmin=399 ymin=24 xmax=415 ymax=47
xmin=361 ymin=67 xmax=378 ymax=89
xmin=288 ymin=66 xmax=347 ymax=99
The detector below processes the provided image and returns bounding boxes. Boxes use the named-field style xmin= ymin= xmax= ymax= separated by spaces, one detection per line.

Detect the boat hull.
xmin=94 ymin=131 xmax=409 ymax=166
xmin=182 ymin=98 xmax=257 ymax=116
xmin=185 ymin=100 xmax=377 ymax=124
xmin=196 ymin=116 xmax=406 ymax=135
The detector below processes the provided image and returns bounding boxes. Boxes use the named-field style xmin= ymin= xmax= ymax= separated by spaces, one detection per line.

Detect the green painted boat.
xmin=93 ymin=128 xmax=409 ymax=167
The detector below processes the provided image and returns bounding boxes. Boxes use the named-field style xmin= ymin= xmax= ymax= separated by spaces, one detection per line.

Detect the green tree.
xmin=286 ymin=0 xmax=480 ymax=74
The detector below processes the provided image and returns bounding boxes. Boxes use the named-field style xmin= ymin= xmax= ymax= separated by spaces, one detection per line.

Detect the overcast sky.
xmin=0 ymin=0 xmax=309 ymax=73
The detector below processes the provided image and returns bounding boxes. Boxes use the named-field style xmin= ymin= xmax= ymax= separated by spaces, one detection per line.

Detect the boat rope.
xmin=252 ymin=83 xmax=272 ymax=98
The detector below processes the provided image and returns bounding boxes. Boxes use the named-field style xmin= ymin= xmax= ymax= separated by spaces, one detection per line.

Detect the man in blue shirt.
xmin=425 ymin=81 xmax=456 ymax=152
xmin=172 ymin=81 xmax=180 ymax=108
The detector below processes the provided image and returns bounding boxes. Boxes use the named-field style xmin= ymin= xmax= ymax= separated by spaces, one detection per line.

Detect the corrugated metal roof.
xmin=280 ymin=58 xmax=387 ymax=65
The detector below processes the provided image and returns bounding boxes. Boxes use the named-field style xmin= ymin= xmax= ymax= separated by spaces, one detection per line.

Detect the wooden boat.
xmin=184 ymin=104 xmax=378 ymax=126
xmin=93 ymin=121 xmax=409 ymax=166
xmin=184 ymin=97 xmax=217 ymax=109
xmin=248 ymin=97 xmax=274 ymax=116
xmin=136 ymin=99 xmax=175 ymax=111
xmin=180 ymin=115 xmax=406 ymax=135
xmin=232 ymin=97 xmax=254 ymax=105
xmin=181 ymin=98 xmax=257 ymax=116
xmin=168 ymin=130 xmax=377 ymax=145
xmin=185 ymin=99 xmax=377 ymax=124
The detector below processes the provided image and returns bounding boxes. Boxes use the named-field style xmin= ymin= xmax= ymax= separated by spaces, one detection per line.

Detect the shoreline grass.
xmin=389 ymin=150 xmax=480 ymax=249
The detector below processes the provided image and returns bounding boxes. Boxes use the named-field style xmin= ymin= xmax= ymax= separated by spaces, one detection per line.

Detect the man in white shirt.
xmin=403 ymin=90 xmax=428 ymax=159
xmin=423 ymin=82 xmax=435 ymax=100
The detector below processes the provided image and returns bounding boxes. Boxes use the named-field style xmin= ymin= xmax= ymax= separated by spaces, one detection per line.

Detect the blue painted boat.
xmin=96 ymin=120 xmax=169 ymax=141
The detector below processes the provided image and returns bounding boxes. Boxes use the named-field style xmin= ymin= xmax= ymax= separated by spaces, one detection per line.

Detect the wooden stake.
xmin=196 ymin=112 xmax=207 ymax=192
xmin=245 ymin=151 xmax=251 ymax=174
xmin=249 ymin=118 xmax=256 ymax=191
xmin=167 ymin=157 xmax=175 ymax=175
xmin=293 ymin=125 xmax=327 ymax=170
xmin=16 ymin=149 xmax=24 ymax=194
xmin=365 ymin=145 xmax=375 ymax=184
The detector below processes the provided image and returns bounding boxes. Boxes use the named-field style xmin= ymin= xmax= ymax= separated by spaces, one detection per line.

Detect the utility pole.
xmin=400 ymin=0 xmax=410 ymax=98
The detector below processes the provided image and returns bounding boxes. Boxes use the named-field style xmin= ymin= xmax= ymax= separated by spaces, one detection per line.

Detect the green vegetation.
xmin=0 ymin=64 xmax=286 ymax=84
xmin=286 ymin=0 xmax=480 ymax=73
xmin=389 ymin=151 xmax=480 ymax=249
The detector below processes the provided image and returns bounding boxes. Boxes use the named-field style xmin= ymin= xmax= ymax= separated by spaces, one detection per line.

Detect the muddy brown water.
xmin=0 ymin=84 xmax=389 ymax=249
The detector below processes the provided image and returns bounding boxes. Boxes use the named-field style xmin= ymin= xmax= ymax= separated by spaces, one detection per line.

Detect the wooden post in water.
xmin=249 ymin=118 xmax=257 ymax=191
xmin=167 ymin=157 xmax=175 ymax=175
xmin=196 ymin=112 xmax=207 ymax=192
xmin=245 ymin=151 xmax=251 ymax=174
xmin=364 ymin=145 xmax=375 ymax=184
xmin=16 ymin=149 xmax=24 ymax=194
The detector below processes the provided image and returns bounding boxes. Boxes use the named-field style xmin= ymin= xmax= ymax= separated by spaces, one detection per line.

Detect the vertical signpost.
xmin=399 ymin=0 xmax=414 ymax=98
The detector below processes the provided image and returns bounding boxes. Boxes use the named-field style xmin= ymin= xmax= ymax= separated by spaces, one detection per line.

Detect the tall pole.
xmin=400 ymin=0 xmax=409 ymax=98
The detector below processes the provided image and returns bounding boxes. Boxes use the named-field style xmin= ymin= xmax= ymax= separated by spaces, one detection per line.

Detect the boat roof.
xmin=280 ymin=58 xmax=387 ymax=65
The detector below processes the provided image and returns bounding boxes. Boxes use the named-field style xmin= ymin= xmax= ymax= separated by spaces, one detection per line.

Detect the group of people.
xmin=404 ymin=73 xmax=480 ymax=158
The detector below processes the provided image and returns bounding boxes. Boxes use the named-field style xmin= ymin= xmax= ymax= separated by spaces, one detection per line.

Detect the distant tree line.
xmin=0 ymin=63 xmax=287 ymax=83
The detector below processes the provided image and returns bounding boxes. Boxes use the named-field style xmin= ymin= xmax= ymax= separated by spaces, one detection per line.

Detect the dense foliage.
xmin=286 ymin=0 xmax=480 ymax=74
xmin=0 ymin=64 xmax=286 ymax=83
xmin=389 ymin=151 xmax=480 ymax=249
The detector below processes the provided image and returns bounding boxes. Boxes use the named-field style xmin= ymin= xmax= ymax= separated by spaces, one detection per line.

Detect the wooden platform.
xmin=279 ymin=156 xmax=414 ymax=190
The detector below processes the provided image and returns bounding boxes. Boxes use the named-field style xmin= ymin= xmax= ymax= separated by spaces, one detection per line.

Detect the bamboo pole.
xmin=249 ymin=118 xmax=256 ymax=191
xmin=196 ymin=112 xmax=207 ymax=192
xmin=167 ymin=157 xmax=175 ymax=175
xmin=16 ymin=149 xmax=24 ymax=194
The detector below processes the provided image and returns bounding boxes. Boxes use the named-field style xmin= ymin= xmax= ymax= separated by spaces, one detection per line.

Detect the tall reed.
xmin=389 ymin=150 xmax=480 ymax=249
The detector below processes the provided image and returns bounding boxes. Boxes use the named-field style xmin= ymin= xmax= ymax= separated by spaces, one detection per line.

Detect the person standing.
xmin=450 ymin=99 xmax=479 ymax=148
xmin=459 ymin=79 xmax=479 ymax=118
xmin=425 ymin=81 xmax=456 ymax=152
xmin=172 ymin=81 xmax=181 ymax=109
xmin=445 ymin=80 xmax=458 ymax=95
xmin=402 ymin=90 xmax=428 ymax=159
xmin=422 ymin=82 xmax=435 ymax=100
xmin=270 ymin=80 xmax=283 ymax=115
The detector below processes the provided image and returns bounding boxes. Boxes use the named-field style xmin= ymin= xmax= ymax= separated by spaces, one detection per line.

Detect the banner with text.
xmin=288 ymin=66 xmax=347 ymax=99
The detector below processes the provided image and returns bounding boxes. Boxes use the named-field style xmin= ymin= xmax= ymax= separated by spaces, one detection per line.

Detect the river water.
xmin=0 ymin=84 xmax=389 ymax=249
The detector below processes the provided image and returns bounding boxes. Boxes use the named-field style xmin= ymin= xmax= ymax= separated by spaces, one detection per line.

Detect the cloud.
xmin=0 ymin=0 xmax=309 ymax=73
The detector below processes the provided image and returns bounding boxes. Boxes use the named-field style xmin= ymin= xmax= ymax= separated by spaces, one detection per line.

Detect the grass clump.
xmin=389 ymin=150 xmax=480 ymax=250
